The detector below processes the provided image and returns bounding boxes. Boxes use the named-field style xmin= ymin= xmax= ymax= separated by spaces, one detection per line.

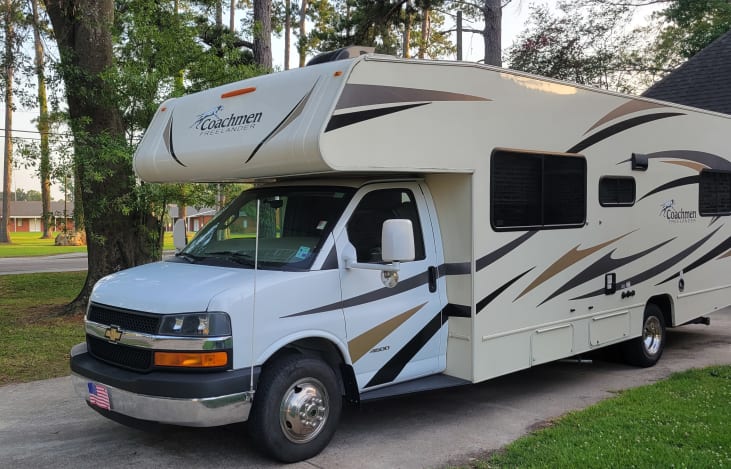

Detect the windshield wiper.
xmin=174 ymin=252 xmax=202 ymax=263
xmin=205 ymin=251 xmax=257 ymax=266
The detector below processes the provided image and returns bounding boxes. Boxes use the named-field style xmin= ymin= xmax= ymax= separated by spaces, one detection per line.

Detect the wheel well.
xmin=262 ymin=338 xmax=359 ymax=403
xmin=647 ymin=294 xmax=674 ymax=327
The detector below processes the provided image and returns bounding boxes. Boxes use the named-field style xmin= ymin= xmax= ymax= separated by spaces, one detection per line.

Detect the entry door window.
xmin=346 ymin=189 xmax=426 ymax=263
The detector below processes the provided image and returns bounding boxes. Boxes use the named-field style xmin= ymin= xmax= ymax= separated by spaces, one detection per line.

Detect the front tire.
xmin=622 ymin=303 xmax=666 ymax=367
xmin=249 ymin=355 xmax=342 ymax=463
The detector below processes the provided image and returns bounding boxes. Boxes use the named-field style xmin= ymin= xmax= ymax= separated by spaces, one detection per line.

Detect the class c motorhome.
xmin=70 ymin=47 xmax=731 ymax=462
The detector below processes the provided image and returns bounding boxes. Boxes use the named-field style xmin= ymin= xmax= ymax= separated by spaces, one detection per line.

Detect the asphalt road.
xmin=0 ymin=252 xmax=176 ymax=275
xmin=0 ymin=252 xmax=88 ymax=275
xmin=1 ymin=307 xmax=730 ymax=468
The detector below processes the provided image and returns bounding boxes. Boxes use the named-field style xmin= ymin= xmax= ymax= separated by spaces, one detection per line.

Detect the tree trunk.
xmin=483 ymin=0 xmax=502 ymax=66
xmin=216 ymin=0 xmax=223 ymax=28
xmin=32 ymin=0 xmax=53 ymax=239
xmin=1 ymin=0 xmax=14 ymax=244
xmin=418 ymin=7 xmax=430 ymax=59
xmin=403 ymin=11 xmax=412 ymax=58
xmin=230 ymin=0 xmax=235 ymax=32
xmin=43 ymin=0 xmax=161 ymax=314
xmin=284 ymin=0 xmax=290 ymax=70
xmin=253 ymin=0 xmax=272 ymax=69
xmin=298 ymin=0 xmax=307 ymax=67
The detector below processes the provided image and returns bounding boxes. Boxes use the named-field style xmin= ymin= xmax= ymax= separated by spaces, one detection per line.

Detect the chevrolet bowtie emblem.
xmin=104 ymin=326 xmax=123 ymax=343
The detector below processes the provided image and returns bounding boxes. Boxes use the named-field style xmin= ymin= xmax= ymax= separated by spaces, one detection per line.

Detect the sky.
xmin=2 ymin=0 xmax=656 ymax=200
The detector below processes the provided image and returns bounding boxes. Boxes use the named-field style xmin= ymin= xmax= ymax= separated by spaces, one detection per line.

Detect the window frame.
xmin=490 ymin=148 xmax=587 ymax=231
xmin=599 ymin=176 xmax=636 ymax=207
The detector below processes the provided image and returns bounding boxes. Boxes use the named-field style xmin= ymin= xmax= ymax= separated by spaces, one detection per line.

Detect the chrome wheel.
xmin=279 ymin=377 xmax=330 ymax=444
xmin=642 ymin=315 xmax=663 ymax=357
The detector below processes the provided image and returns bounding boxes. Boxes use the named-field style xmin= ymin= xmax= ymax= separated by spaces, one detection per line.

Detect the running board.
xmin=359 ymin=374 xmax=470 ymax=401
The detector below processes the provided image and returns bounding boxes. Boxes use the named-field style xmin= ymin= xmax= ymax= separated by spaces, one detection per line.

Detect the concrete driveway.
xmin=1 ymin=308 xmax=730 ymax=469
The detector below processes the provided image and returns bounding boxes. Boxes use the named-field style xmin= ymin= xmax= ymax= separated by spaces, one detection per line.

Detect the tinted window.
xmin=491 ymin=150 xmax=586 ymax=230
xmin=599 ymin=176 xmax=636 ymax=207
xmin=699 ymin=170 xmax=731 ymax=216
xmin=347 ymin=189 xmax=426 ymax=262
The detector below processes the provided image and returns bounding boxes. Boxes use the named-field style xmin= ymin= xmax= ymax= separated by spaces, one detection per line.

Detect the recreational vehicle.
xmin=70 ymin=47 xmax=731 ymax=462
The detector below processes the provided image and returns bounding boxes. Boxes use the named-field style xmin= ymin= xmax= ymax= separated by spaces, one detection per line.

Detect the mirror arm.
xmin=344 ymin=257 xmax=400 ymax=272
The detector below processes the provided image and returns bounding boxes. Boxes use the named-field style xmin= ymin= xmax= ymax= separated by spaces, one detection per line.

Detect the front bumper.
xmin=70 ymin=343 xmax=259 ymax=427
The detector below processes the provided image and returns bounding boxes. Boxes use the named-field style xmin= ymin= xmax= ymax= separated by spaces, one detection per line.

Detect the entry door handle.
xmin=428 ymin=266 xmax=438 ymax=293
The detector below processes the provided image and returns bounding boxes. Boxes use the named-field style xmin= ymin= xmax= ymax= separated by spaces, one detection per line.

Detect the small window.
xmin=599 ymin=176 xmax=636 ymax=207
xmin=699 ymin=169 xmax=731 ymax=216
xmin=347 ymin=189 xmax=426 ymax=262
xmin=491 ymin=149 xmax=586 ymax=230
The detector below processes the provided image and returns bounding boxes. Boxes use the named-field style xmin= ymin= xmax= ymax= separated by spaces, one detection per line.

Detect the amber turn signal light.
xmin=154 ymin=351 xmax=228 ymax=368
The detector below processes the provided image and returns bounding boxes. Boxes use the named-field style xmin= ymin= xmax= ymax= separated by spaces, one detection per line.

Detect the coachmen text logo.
xmin=660 ymin=200 xmax=697 ymax=224
xmin=191 ymin=105 xmax=262 ymax=136
xmin=104 ymin=326 xmax=123 ymax=343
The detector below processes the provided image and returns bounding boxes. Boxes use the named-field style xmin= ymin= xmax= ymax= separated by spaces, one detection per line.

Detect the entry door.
xmin=336 ymin=183 xmax=445 ymax=391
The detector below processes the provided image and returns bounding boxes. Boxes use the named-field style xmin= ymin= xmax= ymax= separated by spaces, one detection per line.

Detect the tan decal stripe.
xmin=718 ymin=249 xmax=731 ymax=260
xmin=335 ymin=84 xmax=490 ymax=110
xmin=348 ymin=303 xmax=426 ymax=363
xmin=567 ymin=113 xmax=683 ymax=154
xmin=585 ymin=100 xmax=666 ymax=134
xmin=515 ymin=231 xmax=634 ymax=301
xmin=573 ymin=226 xmax=722 ymax=299
xmin=661 ymin=160 xmax=709 ymax=172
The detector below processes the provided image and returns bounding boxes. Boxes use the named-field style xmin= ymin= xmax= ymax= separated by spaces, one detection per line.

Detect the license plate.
xmin=87 ymin=382 xmax=112 ymax=410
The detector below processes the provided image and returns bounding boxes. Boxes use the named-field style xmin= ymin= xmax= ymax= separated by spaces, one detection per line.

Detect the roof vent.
xmin=306 ymin=46 xmax=375 ymax=66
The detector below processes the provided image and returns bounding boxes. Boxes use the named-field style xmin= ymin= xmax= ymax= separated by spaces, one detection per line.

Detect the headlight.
xmin=158 ymin=312 xmax=231 ymax=337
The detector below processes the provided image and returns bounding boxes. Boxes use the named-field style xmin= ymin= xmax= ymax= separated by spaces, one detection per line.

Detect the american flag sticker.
xmin=88 ymin=382 xmax=111 ymax=410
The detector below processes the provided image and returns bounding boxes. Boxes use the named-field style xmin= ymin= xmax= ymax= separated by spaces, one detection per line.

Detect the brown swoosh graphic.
xmin=585 ymin=100 xmax=667 ymax=134
xmin=335 ymin=84 xmax=490 ymax=110
xmin=515 ymin=231 xmax=634 ymax=301
xmin=347 ymin=303 xmax=426 ymax=363
xmin=661 ymin=160 xmax=709 ymax=172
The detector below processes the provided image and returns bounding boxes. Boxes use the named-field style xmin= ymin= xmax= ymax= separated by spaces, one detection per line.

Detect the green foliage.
xmin=652 ymin=0 xmax=731 ymax=71
xmin=313 ymin=0 xmax=453 ymax=58
xmin=485 ymin=366 xmax=731 ymax=468
xmin=504 ymin=1 xmax=642 ymax=93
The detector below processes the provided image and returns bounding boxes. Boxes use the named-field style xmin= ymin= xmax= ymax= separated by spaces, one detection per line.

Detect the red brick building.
xmin=0 ymin=201 xmax=75 ymax=233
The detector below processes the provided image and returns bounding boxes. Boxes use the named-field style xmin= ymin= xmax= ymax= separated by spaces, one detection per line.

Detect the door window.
xmin=346 ymin=189 xmax=426 ymax=263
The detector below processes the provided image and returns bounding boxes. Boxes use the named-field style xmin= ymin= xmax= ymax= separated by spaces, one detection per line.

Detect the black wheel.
xmin=248 ymin=355 xmax=342 ymax=463
xmin=622 ymin=303 xmax=666 ymax=367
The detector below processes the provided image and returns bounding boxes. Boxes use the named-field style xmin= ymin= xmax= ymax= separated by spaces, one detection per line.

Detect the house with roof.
xmin=643 ymin=30 xmax=731 ymax=114
xmin=167 ymin=205 xmax=217 ymax=233
xmin=0 ymin=201 xmax=75 ymax=233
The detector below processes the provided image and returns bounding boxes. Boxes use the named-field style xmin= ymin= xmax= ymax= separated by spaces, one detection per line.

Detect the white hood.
xmin=90 ymin=261 xmax=255 ymax=314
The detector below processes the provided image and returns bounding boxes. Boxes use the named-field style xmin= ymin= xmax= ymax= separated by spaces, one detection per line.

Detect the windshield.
xmin=179 ymin=186 xmax=354 ymax=270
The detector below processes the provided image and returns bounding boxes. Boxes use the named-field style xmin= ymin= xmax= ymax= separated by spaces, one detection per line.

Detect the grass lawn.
xmin=481 ymin=365 xmax=731 ymax=468
xmin=0 ymin=232 xmax=87 ymax=257
xmin=0 ymin=271 xmax=86 ymax=385
xmin=0 ymin=231 xmax=175 ymax=258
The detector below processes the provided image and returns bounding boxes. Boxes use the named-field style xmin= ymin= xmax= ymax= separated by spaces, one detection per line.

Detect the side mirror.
xmin=382 ymin=219 xmax=415 ymax=262
xmin=173 ymin=219 xmax=187 ymax=251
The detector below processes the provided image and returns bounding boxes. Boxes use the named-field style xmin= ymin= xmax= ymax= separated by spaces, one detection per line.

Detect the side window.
xmin=491 ymin=149 xmax=586 ymax=230
xmin=599 ymin=176 xmax=636 ymax=207
xmin=347 ymin=189 xmax=426 ymax=262
xmin=699 ymin=169 xmax=731 ymax=216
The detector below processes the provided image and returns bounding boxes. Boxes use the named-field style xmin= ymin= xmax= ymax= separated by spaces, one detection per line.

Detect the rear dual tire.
xmin=622 ymin=303 xmax=666 ymax=367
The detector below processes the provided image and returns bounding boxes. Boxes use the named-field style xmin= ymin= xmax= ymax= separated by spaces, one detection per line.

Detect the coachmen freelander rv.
xmin=70 ymin=47 xmax=731 ymax=462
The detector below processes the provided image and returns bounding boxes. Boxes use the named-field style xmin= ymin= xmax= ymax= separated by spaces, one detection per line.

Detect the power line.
xmin=0 ymin=127 xmax=74 ymax=138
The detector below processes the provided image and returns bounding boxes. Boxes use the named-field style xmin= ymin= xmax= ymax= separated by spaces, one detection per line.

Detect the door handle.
xmin=428 ymin=266 xmax=438 ymax=293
